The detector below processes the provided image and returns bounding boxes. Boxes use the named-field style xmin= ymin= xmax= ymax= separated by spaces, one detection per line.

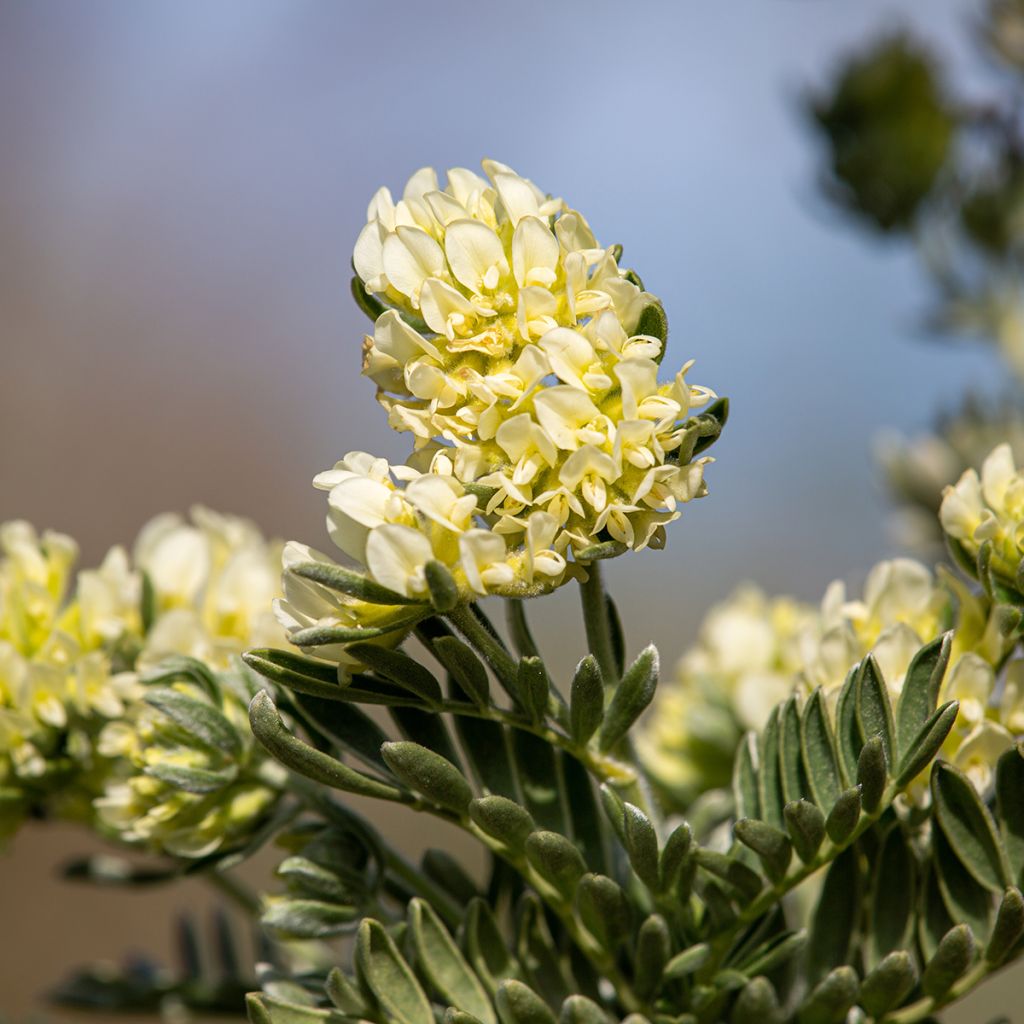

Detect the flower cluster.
xmin=878 ymin=398 xmax=1024 ymax=551
xmin=0 ymin=509 xmax=285 ymax=846
xmin=276 ymin=452 xmax=572 ymax=666
xmin=641 ymin=557 xmax=1021 ymax=807
xmin=354 ymin=160 xmax=717 ymax=555
xmin=941 ymin=441 xmax=1024 ymax=591
xmin=95 ymin=667 xmax=283 ymax=858
xmin=278 ymin=162 xmax=724 ymax=667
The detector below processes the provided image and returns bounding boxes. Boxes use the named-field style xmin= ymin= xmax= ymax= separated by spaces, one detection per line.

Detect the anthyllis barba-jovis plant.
xmin=3 ymin=160 xmax=1024 ymax=1024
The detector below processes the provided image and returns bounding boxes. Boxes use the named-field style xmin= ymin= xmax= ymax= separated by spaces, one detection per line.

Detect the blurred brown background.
xmin=0 ymin=1 xmax=1016 ymax=1019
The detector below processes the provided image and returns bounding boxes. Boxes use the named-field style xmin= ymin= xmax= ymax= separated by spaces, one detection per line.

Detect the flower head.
xmin=941 ymin=441 xmax=1024 ymax=592
xmin=94 ymin=666 xmax=283 ymax=858
xmin=353 ymin=161 xmax=722 ymax=556
xmin=640 ymin=557 xmax=1018 ymax=808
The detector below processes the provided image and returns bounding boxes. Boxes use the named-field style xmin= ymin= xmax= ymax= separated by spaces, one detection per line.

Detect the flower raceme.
xmin=941 ymin=440 xmax=1024 ymax=592
xmin=0 ymin=510 xmax=285 ymax=846
xmin=352 ymin=160 xmax=721 ymax=556
xmin=273 ymin=451 xmax=570 ymax=665
xmin=641 ymin=557 xmax=1022 ymax=807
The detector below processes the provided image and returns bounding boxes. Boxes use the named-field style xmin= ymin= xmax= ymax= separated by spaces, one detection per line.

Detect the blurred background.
xmin=0 ymin=0 xmax=1016 ymax=1019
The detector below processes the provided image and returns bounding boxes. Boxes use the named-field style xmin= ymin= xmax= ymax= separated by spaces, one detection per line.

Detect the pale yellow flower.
xmin=353 ymin=161 xmax=719 ymax=556
xmin=941 ymin=441 xmax=1024 ymax=589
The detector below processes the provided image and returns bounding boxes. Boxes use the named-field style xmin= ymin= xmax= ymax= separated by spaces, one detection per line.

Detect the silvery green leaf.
xmin=922 ymin=923 xmax=975 ymax=999
xmin=859 ymin=950 xmax=917 ymax=1018
xmin=515 ymin=894 xmax=574 ymax=1006
xmin=262 ymin=898 xmax=358 ymax=939
xmin=247 ymin=994 xmax=347 ymax=1023
xmin=893 ymin=700 xmax=959 ymax=789
xmin=576 ymin=873 xmax=630 ymax=950
xmin=249 ymin=691 xmax=406 ymax=802
xmin=144 ymin=762 xmax=236 ymax=794
xmin=758 ymin=707 xmax=785 ymax=829
xmin=276 ymin=856 xmax=349 ymax=904
xmin=868 ymin=826 xmax=916 ymax=967
xmin=325 ymin=967 xmax=368 ymax=1015
xmin=824 ymin=786 xmax=862 ymax=845
xmin=733 ymin=732 xmax=760 ymax=821
xmin=800 ymin=689 xmax=841 ymax=810
xmin=408 ymin=898 xmax=496 ymax=1024
xmin=470 ymin=796 xmax=536 ymax=849
xmin=737 ymin=930 xmax=807 ymax=977
xmin=807 ymin=847 xmax=859 ymax=985
xmin=796 ymin=965 xmax=858 ymax=1024
xmin=517 ymin=657 xmax=551 ymax=725
xmin=634 ymin=298 xmax=667 ymax=346
xmin=569 ymin=655 xmax=604 ymax=746
xmin=289 ymin=614 xmax=425 ymax=649
xmin=525 ymin=830 xmax=586 ymax=899
xmin=625 ymin=917 xmax=666 ymax=1002
xmin=663 ymin=943 xmax=711 ymax=980
xmin=381 ymin=741 xmax=472 ymax=815
xmin=242 ymin=648 xmax=347 ymax=703
xmin=348 ymin=644 xmax=442 ymax=705
xmin=783 ymin=800 xmax=825 ymax=865
xmin=463 ymin=898 xmax=517 ymax=996
xmin=691 ymin=397 xmax=729 ymax=457
xmin=996 ymin=744 xmax=1024 ymax=886
xmin=855 ymin=655 xmax=895 ymax=767
xmin=693 ymin=849 xmax=763 ymax=902
xmin=735 ymin=818 xmax=791 ymax=883
xmin=934 ymin=825 xmax=993 ymax=942
xmin=144 ymin=687 xmax=241 ymax=757
xmin=496 ymin=980 xmax=556 ymax=1024
xmin=623 ymin=802 xmax=660 ymax=890
xmin=932 ymin=761 xmax=1011 ymax=891
xmin=598 ymin=784 xmax=626 ymax=844
xmin=355 ymin=919 xmax=434 ymax=1024
xmin=433 ymin=635 xmax=490 ymax=707
xmin=574 ymin=540 xmax=628 ymax=563
xmin=985 ymin=887 xmax=1024 ymax=965
xmin=597 ymin=645 xmax=658 ymax=753
xmin=558 ymin=994 xmax=606 ymax=1024
xmin=730 ymin=976 xmax=781 ymax=1024
xmin=779 ymin=696 xmax=808 ymax=805
xmin=856 ymin=735 xmax=887 ymax=812
xmin=290 ymin=559 xmax=423 ymax=605
xmin=834 ymin=666 xmax=862 ymax=786
xmin=659 ymin=822 xmax=694 ymax=894
xmin=895 ymin=632 xmax=951 ymax=761
xmin=919 ymin=859 xmax=957 ymax=963
xmin=424 ymin=560 xmax=460 ymax=612
xmin=350 ymin=274 xmax=387 ymax=322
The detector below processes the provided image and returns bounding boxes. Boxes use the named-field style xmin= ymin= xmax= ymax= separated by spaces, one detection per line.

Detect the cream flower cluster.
xmin=0 ymin=509 xmax=285 ymax=843
xmin=641 ymin=558 xmax=1021 ymax=806
xmin=353 ymin=160 xmax=717 ymax=555
xmin=940 ymin=441 xmax=1024 ymax=590
xmin=275 ymin=451 xmax=569 ymax=665
xmin=95 ymin=671 xmax=283 ymax=858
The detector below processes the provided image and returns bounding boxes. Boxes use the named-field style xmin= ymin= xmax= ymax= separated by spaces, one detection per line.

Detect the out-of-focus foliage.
xmin=810 ymin=35 xmax=954 ymax=231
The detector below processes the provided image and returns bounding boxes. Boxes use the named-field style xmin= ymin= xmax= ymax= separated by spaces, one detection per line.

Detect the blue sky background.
xmin=0 ymin=0 xmax=1007 ymax=675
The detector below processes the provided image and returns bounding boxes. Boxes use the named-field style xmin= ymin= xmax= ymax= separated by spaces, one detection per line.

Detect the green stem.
xmin=447 ymin=603 xmax=519 ymax=697
xmin=577 ymin=564 xmax=661 ymax=830
xmin=702 ymin=781 xmax=903 ymax=978
xmin=578 ymin=562 xmax=620 ymax=688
